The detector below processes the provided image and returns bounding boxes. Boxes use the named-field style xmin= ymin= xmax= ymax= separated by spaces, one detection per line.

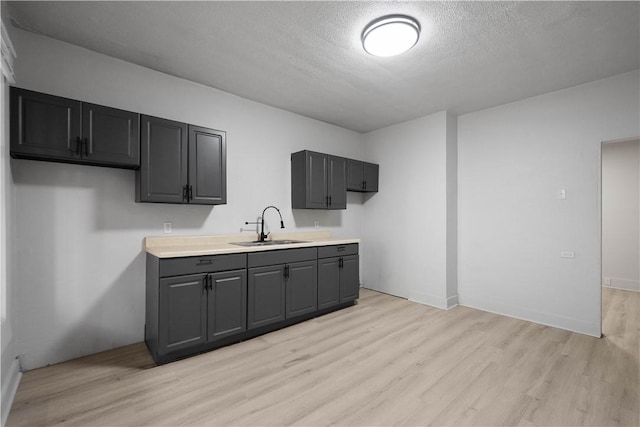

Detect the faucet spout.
xmin=259 ymin=206 xmax=285 ymax=242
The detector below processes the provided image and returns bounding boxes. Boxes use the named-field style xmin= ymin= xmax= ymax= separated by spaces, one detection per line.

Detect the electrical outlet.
xmin=314 ymin=220 xmax=320 ymax=229
xmin=163 ymin=222 xmax=172 ymax=234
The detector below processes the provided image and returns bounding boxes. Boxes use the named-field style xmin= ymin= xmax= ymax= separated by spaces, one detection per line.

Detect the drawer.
xmin=160 ymin=253 xmax=246 ymax=277
xmin=318 ymin=243 xmax=358 ymax=259
xmin=248 ymin=247 xmax=317 ymax=268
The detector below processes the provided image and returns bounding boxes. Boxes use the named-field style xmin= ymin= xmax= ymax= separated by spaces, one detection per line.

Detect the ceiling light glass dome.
xmin=362 ymin=15 xmax=421 ymax=57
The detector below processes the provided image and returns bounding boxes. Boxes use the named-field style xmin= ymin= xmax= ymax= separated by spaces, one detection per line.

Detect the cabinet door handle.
xmin=189 ymin=185 xmax=193 ymax=201
xmin=208 ymin=275 xmax=213 ymax=291
xmin=83 ymin=138 xmax=89 ymax=157
xmin=362 ymin=180 xmax=365 ymax=190
xmin=339 ymin=257 xmax=344 ymax=268
xmin=328 ymin=195 xmax=332 ymax=206
xmin=183 ymin=185 xmax=189 ymax=201
xmin=75 ymin=137 xmax=81 ymax=155
xmin=284 ymin=265 xmax=290 ymax=278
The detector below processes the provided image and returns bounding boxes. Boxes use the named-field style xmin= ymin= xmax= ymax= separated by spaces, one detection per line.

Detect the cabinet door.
xmin=248 ymin=265 xmax=286 ymax=329
xmin=188 ymin=125 xmax=226 ymax=205
xmin=363 ymin=162 xmax=379 ymax=192
xmin=306 ymin=151 xmax=328 ymax=209
xmin=10 ymin=87 xmax=81 ymax=160
xmin=138 ymin=115 xmax=188 ymax=203
xmin=159 ymin=274 xmax=207 ymax=354
xmin=318 ymin=257 xmax=340 ymax=310
xmin=346 ymin=159 xmax=364 ymax=191
xmin=340 ymin=255 xmax=360 ymax=303
xmin=286 ymin=260 xmax=317 ymax=318
xmin=207 ymin=269 xmax=247 ymax=341
xmin=82 ymin=103 xmax=140 ymax=167
xmin=327 ymin=156 xmax=347 ymax=209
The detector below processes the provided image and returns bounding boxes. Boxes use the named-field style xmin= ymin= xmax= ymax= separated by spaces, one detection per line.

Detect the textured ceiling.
xmin=5 ymin=1 xmax=640 ymax=133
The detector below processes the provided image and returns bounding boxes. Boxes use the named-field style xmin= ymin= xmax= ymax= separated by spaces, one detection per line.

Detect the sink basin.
xmin=230 ymin=239 xmax=308 ymax=247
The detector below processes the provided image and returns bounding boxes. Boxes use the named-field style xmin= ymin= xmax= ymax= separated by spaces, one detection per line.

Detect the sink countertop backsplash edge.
xmin=145 ymin=231 xmax=360 ymax=258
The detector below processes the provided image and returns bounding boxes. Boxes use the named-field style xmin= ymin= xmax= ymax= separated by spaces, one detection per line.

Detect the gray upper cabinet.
xmin=188 ymin=125 xmax=226 ymax=205
xmin=138 ymin=116 xmax=188 ymax=204
xmin=82 ymin=103 xmax=139 ymax=167
xmin=291 ymin=150 xmax=347 ymax=210
xmin=10 ymin=87 xmax=140 ymax=168
xmin=347 ymin=159 xmax=379 ymax=192
xmin=137 ymin=115 xmax=226 ymax=205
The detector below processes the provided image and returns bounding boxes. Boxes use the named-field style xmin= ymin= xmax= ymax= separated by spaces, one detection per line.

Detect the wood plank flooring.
xmin=7 ymin=288 xmax=639 ymax=426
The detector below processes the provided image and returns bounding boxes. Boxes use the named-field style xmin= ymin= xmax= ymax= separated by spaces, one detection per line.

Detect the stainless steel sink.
xmin=230 ymin=239 xmax=308 ymax=247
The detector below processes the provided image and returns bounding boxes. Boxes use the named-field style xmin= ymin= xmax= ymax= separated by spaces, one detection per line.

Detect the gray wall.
xmin=457 ymin=71 xmax=640 ymax=336
xmin=7 ymin=27 xmax=365 ymax=370
xmin=361 ymin=111 xmax=452 ymax=307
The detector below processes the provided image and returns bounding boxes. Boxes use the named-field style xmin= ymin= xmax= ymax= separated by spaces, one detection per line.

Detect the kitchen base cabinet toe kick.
xmin=145 ymin=243 xmax=359 ymax=364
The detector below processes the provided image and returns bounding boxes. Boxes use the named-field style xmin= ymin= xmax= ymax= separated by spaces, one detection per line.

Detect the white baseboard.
xmin=1 ymin=357 xmax=22 ymax=426
xmin=603 ymin=277 xmax=640 ymax=292
xmin=446 ymin=294 xmax=459 ymax=309
xmin=458 ymin=294 xmax=600 ymax=338
xmin=409 ymin=292 xmax=459 ymax=310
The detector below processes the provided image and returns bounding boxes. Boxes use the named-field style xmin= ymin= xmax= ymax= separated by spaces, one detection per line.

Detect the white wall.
xmin=361 ymin=111 xmax=457 ymax=309
xmin=602 ymin=139 xmax=640 ymax=291
xmin=458 ymin=70 xmax=640 ymax=337
xmin=1 ymin=17 xmax=21 ymax=426
xmin=8 ymin=27 xmax=365 ymax=370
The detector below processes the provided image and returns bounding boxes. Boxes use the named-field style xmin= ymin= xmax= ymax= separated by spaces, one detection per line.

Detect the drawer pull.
xmin=337 ymin=246 xmax=345 ymax=252
xmin=197 ymin=259 xmax=213 ymax=265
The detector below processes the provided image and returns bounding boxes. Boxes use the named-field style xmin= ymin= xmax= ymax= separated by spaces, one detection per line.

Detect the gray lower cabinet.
xmin=340 ymin=255 xmax=360 ymax=302
xmin=318 ymin=257 xmax=340 ymax=309
xmin=247 ymin=265 xmax=286 ymax=329
xmin=318 ymin=244 xmax=360 ymax=309
xmin=137 ymin=115 xmax=226 ymax=205
xmin=208 ymin=269 xmax=248 ymax=341
xmin=286 ymin=260 xmax=318 ymax=318
xmin=146 ymin=253 xmax=247 ymax=361
xmin=159 ymin=268 xmax=247 ymax=354
xmin=247 ymin=247 xmax=318 ymax=329
xmin=159 ymin=273 xmax=207 ymax=353
xmin=146 ymin=244 xmax=357 ymax=364
xmin=10 ymin=87 xmax=140 ymax=168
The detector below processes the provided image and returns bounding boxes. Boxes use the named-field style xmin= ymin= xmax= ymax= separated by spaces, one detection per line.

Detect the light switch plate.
xmin=314 ymin=220 xmax=320 ymax=229
xmin=163 ymin=222 xmax=172 ymax=234
xmin=557 ymin=189 xmax=566 ymax=200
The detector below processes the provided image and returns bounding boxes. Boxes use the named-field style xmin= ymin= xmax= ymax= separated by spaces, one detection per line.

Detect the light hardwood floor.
xmin=7 ymin=288 xmax=639 ymax=426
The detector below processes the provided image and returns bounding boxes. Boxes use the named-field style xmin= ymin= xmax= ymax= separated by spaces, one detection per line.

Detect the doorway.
xmin=601 ymin=137 xmax=640 ymax=333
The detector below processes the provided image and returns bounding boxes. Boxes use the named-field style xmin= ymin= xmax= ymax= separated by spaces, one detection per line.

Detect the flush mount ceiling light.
xmin=362 ymin=15 xmax=421 ymax=57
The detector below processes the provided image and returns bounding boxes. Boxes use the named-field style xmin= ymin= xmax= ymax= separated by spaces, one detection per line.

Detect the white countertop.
xmin=145 ymin=231 xmax=360 ymax=258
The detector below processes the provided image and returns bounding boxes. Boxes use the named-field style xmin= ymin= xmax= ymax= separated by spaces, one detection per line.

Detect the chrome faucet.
xmin=245 ymin=205 xmax=285 ymax=242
